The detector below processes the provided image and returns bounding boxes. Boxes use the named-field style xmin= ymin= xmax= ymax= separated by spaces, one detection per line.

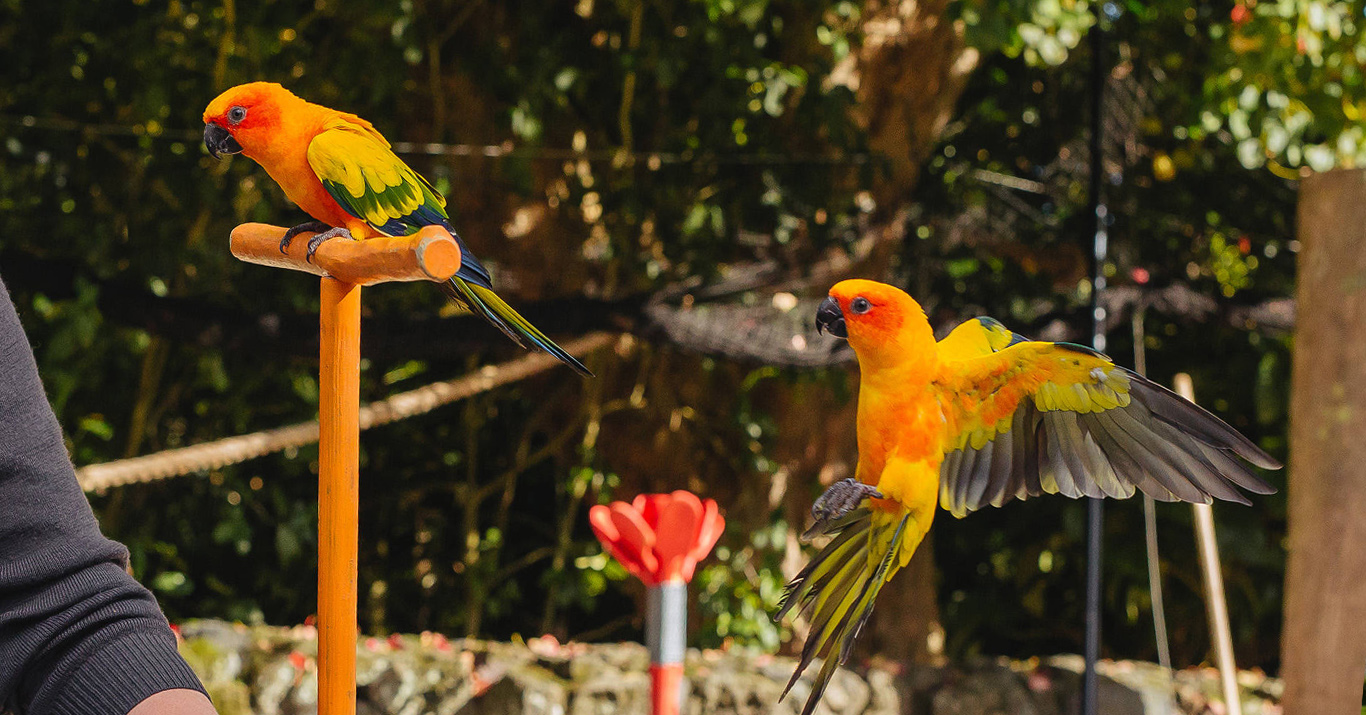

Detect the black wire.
xmin=0 ymin=114 xmax=872 ymax=166
xmin=1082 ymin=7 xmax=1110 ymax=715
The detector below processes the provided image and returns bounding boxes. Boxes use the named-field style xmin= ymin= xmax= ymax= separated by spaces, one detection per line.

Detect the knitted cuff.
xmin=44 ymin=629 xmax=207 ymax=715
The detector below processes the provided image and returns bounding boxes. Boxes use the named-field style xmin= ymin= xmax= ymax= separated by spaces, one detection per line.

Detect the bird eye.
xmin=227 ymin=106 xmax=247 ymax=124
xmin=850 ymin=297 xmax=872 ymax=314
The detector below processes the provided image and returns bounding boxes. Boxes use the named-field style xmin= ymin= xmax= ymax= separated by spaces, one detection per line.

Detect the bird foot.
xmin=279 ymin=221 xmax=331 ymax=254
xmin=305 ymin=227 xmax=354 ymax=263
xmin=804 ymin=479 xmax=883 ymax=539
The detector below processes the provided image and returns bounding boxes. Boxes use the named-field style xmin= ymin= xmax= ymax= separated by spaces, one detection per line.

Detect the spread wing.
xmin=306 ymin=116 xmax=450 ymax=236
xmin=933 ymin=332 xmax=1279 ymax=518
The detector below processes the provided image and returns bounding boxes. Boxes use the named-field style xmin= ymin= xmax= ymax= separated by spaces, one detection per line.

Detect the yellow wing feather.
xmin=936 ymin=316 xmax=1023 ymax=363
xmin=933 ymin=338 xmax=1278 ymax=517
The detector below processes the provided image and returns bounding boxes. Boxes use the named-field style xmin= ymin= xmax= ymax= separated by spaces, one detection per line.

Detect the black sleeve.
xmin=0 ymin=272 xmax=207 ymax=715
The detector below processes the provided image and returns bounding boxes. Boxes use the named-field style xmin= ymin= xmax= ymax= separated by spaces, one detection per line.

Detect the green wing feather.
xmin=307 ymin=119 xmax=448 ymax=235
xmin=306 ymin=118 xmax=591 ymax=377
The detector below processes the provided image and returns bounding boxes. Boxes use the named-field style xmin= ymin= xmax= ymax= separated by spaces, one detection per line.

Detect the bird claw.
xmin=305 ymin=227 xmax=354 ymax=263
xmin=279 ymin=221 xmax=331 ymax=254
xmin=805 ymin=478 xmax=883 ymax=537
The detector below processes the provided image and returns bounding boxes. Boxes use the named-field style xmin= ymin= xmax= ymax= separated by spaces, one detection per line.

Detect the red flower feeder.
xmin=590 ymin=491 xmax=725 ymax=715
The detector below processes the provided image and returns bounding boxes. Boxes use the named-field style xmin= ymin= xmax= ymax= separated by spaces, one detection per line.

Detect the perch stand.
xmin=230 ymin=222 xmax=461 ymax=715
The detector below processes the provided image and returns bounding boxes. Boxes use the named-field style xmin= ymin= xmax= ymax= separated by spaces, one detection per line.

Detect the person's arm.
xmin=127 ymin=689 xmax=214 ymax=715
xmin=0 ymin=271 xmax=212 ymax=715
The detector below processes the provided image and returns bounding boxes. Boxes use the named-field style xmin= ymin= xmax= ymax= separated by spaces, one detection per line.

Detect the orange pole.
xmin=229 ymin=222 xmax=461 ymax=714
xmin=318 ymin=277 xmax=361 ymax=715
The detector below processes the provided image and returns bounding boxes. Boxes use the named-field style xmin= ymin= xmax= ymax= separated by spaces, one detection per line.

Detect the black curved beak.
xmin=815 ymin=296 xmax=847 ymax=339
xmin=203 ymin=123 xmax=242 ymax=159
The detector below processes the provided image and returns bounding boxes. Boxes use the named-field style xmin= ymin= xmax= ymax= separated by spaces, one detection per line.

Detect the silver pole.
xmin=1173 ymin=373 xmax=1243 ymax=715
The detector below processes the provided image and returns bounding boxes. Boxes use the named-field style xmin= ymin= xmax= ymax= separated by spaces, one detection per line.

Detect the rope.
xmin=77 ymin=333 xmax=616 ymax=493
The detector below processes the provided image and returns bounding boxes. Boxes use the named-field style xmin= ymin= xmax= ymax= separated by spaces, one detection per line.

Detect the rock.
xmin=690 ymin=652 xmax=789 ymax=715
xmin=464 ymin=673 xmax=568 ymax=715
xmin=930 ymin=659 xmax=1039 ymax=715
xmin=570 ymin=669 xmax=649 ymax=715
xmin=862 ymin=669 xmax=900 ymax=715
xmin=203 ymin=680 xmax=253 ymax=715
xmin=173 ymin=620 xmax=1281 ymax=715
xmin=179 ymin=620 xmax=252 ymax=683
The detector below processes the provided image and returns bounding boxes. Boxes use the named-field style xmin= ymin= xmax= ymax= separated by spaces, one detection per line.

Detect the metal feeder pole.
xmin=647 ymin=580 xmax=688 ymax=715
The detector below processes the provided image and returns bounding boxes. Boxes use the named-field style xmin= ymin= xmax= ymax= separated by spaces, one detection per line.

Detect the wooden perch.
xmin=229 ymin=222 xmax=461 ymax=285
xmin=228 ymin=221 xmax=462 ymax=715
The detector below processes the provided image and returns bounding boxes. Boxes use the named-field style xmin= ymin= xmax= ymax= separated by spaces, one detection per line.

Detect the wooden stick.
xmin=318 ymin=278 xmax=361 ymax=715
xmin=1174 ymin=374 xmax=1242 ymax=715
xmin=230 ymin=223 xmax=461 ymax=285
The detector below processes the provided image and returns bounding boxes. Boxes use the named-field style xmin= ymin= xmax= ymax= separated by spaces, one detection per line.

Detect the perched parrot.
xmin=202 ymin=82 xmax=590 ymax=376
xmin=777 ymin=279 xmax=1280 ymax=715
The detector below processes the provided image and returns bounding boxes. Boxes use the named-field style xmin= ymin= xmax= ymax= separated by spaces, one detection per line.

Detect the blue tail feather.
xmin=439 ymin=221 xmax=493 ymax=288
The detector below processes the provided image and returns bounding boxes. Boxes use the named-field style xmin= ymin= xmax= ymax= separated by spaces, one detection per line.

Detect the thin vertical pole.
xmin=318 ymin=277 xmax=361 ymax=715
xmin=1083 ymin=502 xmax=1104 ymax=715
xmin=1133 ymin=307 xmax=1173 ymax=672
xmin=1142 ymin=497 xmax=1172 ymax=669
xmin=1082 ymin=9 xmax=1108 ymax=715
xmin=1174 ymin=374 xmax=1243 ymax=715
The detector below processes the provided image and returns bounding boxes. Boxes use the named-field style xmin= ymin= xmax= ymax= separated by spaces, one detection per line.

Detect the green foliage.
xmin=0 ymin=0 xmax=1310 ymax=669
xmin=1202 ymin=0 xmax=1366 ymax=172
xmin=695 ymin=520 xmax=790 ymax=651
xmin=968 ymin=0 xmax=1366 ymax=173
xmin=959 ymin=0 xmax=1095 ymax=65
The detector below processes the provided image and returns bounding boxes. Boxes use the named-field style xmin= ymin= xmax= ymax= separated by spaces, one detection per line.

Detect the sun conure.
xmin=778 ymin=279 xmax=1279 ymax=715
xmin=203 ymin=82 xmax=590 ymax=376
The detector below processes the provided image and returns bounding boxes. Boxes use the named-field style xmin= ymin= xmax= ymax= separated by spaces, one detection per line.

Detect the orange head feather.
xmin=202 ymin=82 xmax=308 ymax=160
xmin=818 ymin=279 xmax=936 ymax=373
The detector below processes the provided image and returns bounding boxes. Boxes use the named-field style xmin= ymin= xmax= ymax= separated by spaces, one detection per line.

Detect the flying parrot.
xmin=778 ymin=279 xmax=1280 ymax=714
xmin=202 ymin=82 xmax=591 ymax=376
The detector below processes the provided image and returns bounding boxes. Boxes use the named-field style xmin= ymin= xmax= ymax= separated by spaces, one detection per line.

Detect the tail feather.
xmin=775 ymin=508 xmax=914 ymax=715
xmin=787 ymin=577 xmax=864 ymax=705
xmin=793 ymin=562 xmax=865 ymax=676
xmin=776 ymin=512 xmax=867 ymax=621
xmin=440 ymin=277 xmax=593 ymax=377
xmin=836 ymin=517 xmax=908 ymax=664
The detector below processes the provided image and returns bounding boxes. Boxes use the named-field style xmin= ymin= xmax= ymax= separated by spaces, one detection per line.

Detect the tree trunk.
xmin=841 ymin=0 xmax=980 ymax=216
xmin=1281 ymin=168 xmax=1366 ymax=714
xmin=827 ymin=0 xmax=975 ymax=664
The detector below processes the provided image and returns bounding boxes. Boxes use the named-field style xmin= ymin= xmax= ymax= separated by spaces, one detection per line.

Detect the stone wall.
xmin=177 ymin=620 xmax=1282 ymax=715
